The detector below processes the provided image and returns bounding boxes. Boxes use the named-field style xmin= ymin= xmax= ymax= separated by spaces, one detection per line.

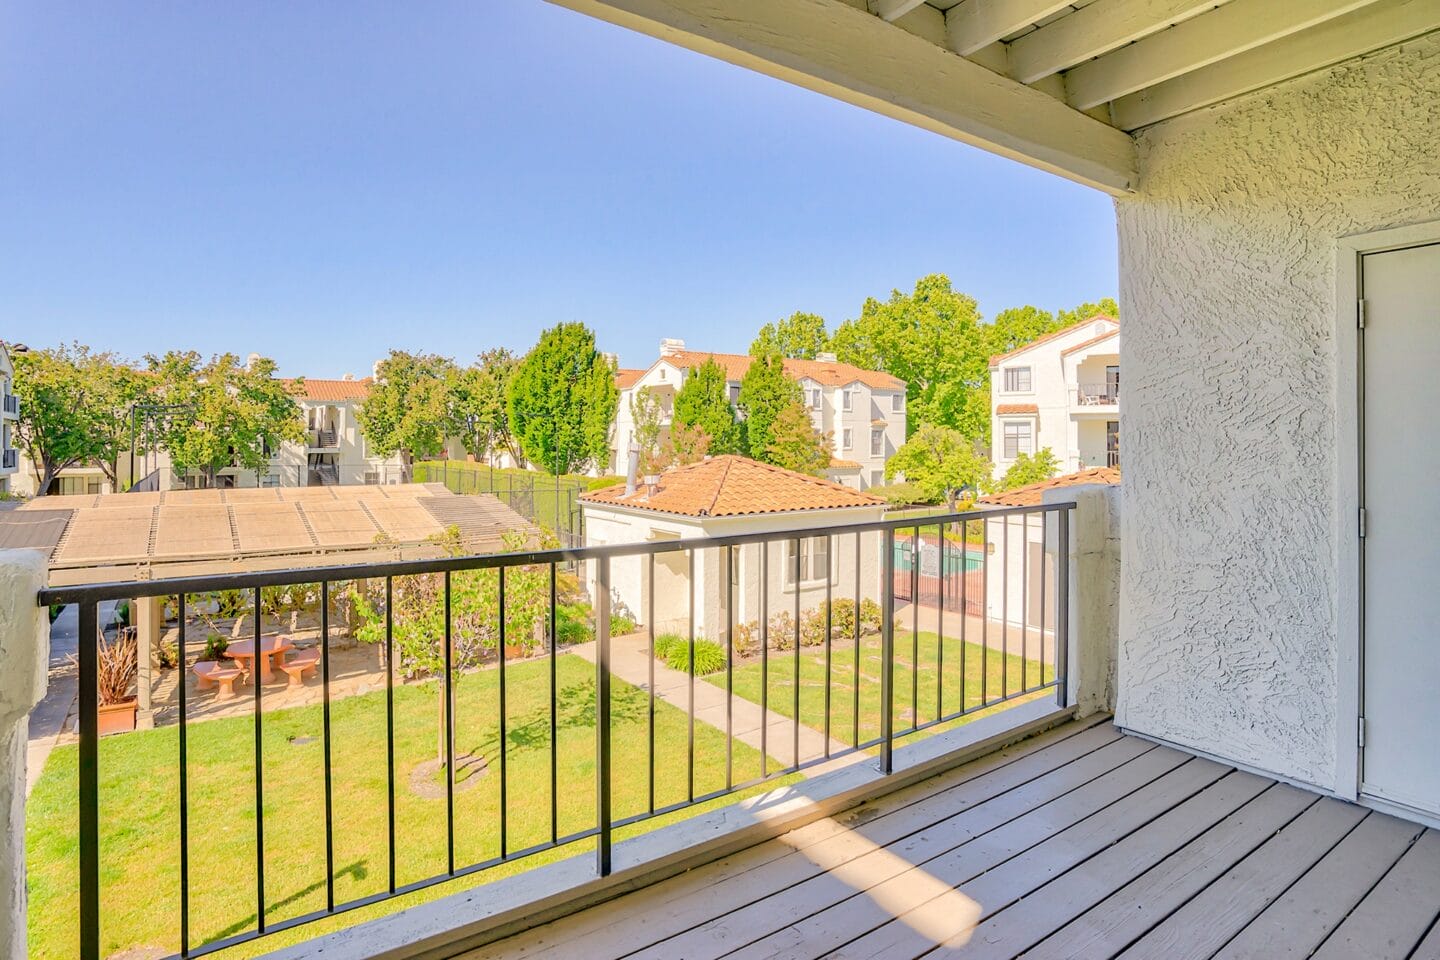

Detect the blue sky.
xmin=0 ymin=1 xmax=1117 ymax=378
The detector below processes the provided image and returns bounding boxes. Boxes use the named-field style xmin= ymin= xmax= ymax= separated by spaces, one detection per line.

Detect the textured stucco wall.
xmin=1114 ymin=34 xmax=1440 ymax=790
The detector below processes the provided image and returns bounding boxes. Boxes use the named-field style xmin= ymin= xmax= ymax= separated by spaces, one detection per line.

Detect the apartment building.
xmin=611 ymin=339 xmax=906 ymax=490
xmin=0 ymin=344 xmax=19 ymax=494
xmin=989 ymin=315 xmax=1120 ymax=476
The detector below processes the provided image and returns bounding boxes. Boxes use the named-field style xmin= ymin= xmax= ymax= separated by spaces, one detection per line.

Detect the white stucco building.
xmin=611 ymin=340 xmax=907 ymax=490
xmin=580 ymin=455 xmax=888 ymax=639
xmin=0 ymin=344 xmax=19 ymax=495
xmin=989 ymin=316 xmax=1119 ymax=476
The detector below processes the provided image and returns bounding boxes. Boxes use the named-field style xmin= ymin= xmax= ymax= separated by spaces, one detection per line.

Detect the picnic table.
xmin=224 ymin=635 xmax=294 ymax=683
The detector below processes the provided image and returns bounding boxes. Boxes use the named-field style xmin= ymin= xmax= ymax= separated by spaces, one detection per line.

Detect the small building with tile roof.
xmin=609 ymin=339 xmax=907 ymax=492
xmin=579 ymin=455 xmax=888 ymax=639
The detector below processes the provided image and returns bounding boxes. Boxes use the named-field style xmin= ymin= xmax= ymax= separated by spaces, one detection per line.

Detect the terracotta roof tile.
xmin=996 ymin=403 xmax=1039 ymax=415
xmin=978 ymin=467 xmax=1120 ymax=507
xmin=615 ymin=368 xmax=646 ymax=389
xmin=988 ymin=315 xmax=1118 ymax=367
xmin=580 ymin=455 xmax=884 ymax=518
xmin=653 ymin=350 xmax=905 ymax=391
xmin=286 ymin=378 xmax=373 ymax=402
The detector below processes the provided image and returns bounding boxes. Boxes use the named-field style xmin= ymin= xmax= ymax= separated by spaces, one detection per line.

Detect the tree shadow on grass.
xmin=491 ymin=679 xmax=648 ymax=754
xmin=203 ymin=859 xmax=369 ymax=944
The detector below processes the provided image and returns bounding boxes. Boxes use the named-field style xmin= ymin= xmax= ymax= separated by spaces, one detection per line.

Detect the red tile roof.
xmin=286 ymin=378 xmax=372 ymax=402
xmin=989 ymin=315 xmax=1118 ymax=367
xmin=615 ymin=368 xmax=646 ymax=389
xmin=996 ymin=403 xmax=1039 ymax=415
xmin=652 ymin=350 xmax=905 ymax=391
xmin=580 ymin=455 xmax=884 ymax=518
xmin=978 ymin=467 xmax=1120 ymax=507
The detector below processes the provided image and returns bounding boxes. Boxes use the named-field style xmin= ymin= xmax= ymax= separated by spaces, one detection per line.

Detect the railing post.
xmin=880 ymin=527 xmax=895 ymax=774
xmin=1055 ymin=508 xmax=1071 ymax=708
xmin=595 ymin=555 xmax=612 ymax=876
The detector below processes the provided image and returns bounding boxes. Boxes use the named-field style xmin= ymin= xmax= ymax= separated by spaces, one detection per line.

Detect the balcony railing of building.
xmin=310 ymin=428 xmax=339 ymax=449
xmin=3 ymin=392 xmax=18 ymax=416
xmin=1075 ymin=382 xmax=1120 ymax=406
xmin=39 ymin=502 xmax=1073 ymax=960
xmin=2 ymin=448 xmax=15 ymax=470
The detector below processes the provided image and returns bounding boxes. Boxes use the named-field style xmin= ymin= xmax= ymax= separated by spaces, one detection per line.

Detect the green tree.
xmin=146 ymin=351 xmax=305 ymax=486
xmin=1057 ymin=297 xmax=1120 ymax=327
xmin=629 ymin=386 xmax=667 ymax=475
xmin=12 ymin=344 xmax=148 ymax=495
xmin=884 ymin=423 xmax=993 ymax=510
xmin=750 ymin=311 xmax=829 ymax=359
xmin=998 ymin=448 xmax=1062 ymax=491
xmin=830 ymin=274 xmax=990 ymax=443
xmin=356 ymin=351 xmax=460 ymax=480
xmin=764 ymin=401 xmax=830 ymax=476
xmin=736 ymin=351 xmax=801 ymax=461
xmin=507 ymin=322 xmax=618 ymax=474
xmin=451 ymin=348 xmax=522 ymax=466
xmin=672 ymin=357 xmax=743 ymax=454
xmin=987 ymin=305 xmax=1063 ymax=357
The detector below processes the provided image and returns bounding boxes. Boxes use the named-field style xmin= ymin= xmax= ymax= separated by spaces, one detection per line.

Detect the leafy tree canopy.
xmin=736 ymin=350 xmax=801 ymax=461
xmin=146 ymin=351 xmax=305 ymax=484
xmin=986 ymin=305 xmax=1064 ymax=357
xmin=1057 ymin=297 xmax=1120 ymax=327
xmin=764 ymin=401 xmax=830 ymax=476
xmin=451 ymin=348 xmax=522 ymax=466
xmin=672 ymin=357 xmax=743 ymax=455
xmin=884 ymin=423 xmax=993 ymax=509
xmin=356 ymin=351 xmax=460 ymax=477
xmin=507 ymin=322 xmax=618 ymax=475
xmin=749 ymin=311 xmax=829 ymax=360
xmin=998 ymin=448 xmax=1062 ymax=491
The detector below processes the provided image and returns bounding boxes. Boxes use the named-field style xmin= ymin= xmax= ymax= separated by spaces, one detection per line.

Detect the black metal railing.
xmin=2 ymin=448 xmax=15 ymax=470
xmin=3 ymin=392 xmax=17 ymax=416
xmin=37 ymin=502 xmax=1073 ymax=960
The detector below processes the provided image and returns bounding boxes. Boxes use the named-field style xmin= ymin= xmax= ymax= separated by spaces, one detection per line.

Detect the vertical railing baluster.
xmin=981 ymin=517 xmax=989 ymax=707
xmin=1056 ymin=509 xmax=1070 ymax=708
xmin=960 ymin=517 xmax=968 ymax=714
xmin=823 ymin=534 xmax=832 ymax=758
xmin=911 ymin=525 xmax=919 ymax=732
xmin=595 ymin=556 xmax=613 ymax=876
xmin=79 ymin=600 xmax=100 ymax=960
xmin=385 ymin=577 xmax=396 ymax=895
xmin=792 ymin=537 xmax=801 ymax=771
xmin=936 ymin=524 xmax=945 ymax=721
xmin=178 ymin=594 xmax=190 ymax=958
xmin=725 ymin=543 xmax=734 ymax=792
xmin=253 ymin=587 xmax=266 ymax=932
xmin=498 ymin=567 xmax=508 ymax=859
xmin=760 ymin=543 xmax=769 ymax=778
xmin=443 ymin=571 xmax=454 ymax=875
xmin=1040 ymin=513 xmax=1048 ymax=690
xmin=321 ymin=581 xmax=334 ymax=911
xmin=688 ymin=549 xmax=696 ymax=802
xmin=880 ymin=527 xmax=895 ymax=774
xmin=853 ymin=533 xmax=861 ymax=749
xmin=1002 ymin=516 xmax=1010 ymax=700
xmin=549 ymin=563 xmax=558 ymax=846
xmin=1021 ymin=513 xmax=1030 ymax=690
xmin=647 ymin=553 xmax=655 ymax=816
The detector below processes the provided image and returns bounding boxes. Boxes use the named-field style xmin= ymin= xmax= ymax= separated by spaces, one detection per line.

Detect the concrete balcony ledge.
xmin=262 ymin=697 xmax=1076 ymax=960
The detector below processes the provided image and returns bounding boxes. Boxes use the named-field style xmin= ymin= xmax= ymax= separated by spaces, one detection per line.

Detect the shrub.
xmin=732 ymin=621 xmax=760 ymax=658
xmin=766 ymin=610 xmax=797 ymax=651
xmin=557 ymin=619 xmax=592 ymax=646
xmin=155 ymin=638 xmax=180 ymax=670
xmin=652 ymin=633 xmax=726 ymax=675
xmin=860 ymin=598 xmax=883 ymax=635
xmin=201 ymin=634 xmax=229 ymax=662
xmin=799 ymin=606 xmax=829 ymax=646
xmin=609 ymin=612 xmax=638 ymax=636
xmin=828 ymin=598 xmax=857 ymax=638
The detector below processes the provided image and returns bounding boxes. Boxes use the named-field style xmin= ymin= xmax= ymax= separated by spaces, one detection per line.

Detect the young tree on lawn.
xmin=736 ymin=350 xmax=801 ymax=461
xmin=764 ymin=401 xmax=831 ymax=476
xmin=12 ymin=344 xmax=146 ymax=495
xmin=998 ymin=448 xmax=1062 ymax=491
xmin=507 ymin=323 xmax=618 ymax=475
xmin=672 ymin=357 xmax=743 ymax=455
xmin=749 ymin=311 xmax=829 ymax=360
xmin=357 ymin=351 xmax=460 ymax=481
xmin=146 ymin=351 xmax=305 ymax=486
xmin=830 ymin=274 xmax=990 ymax=444
xmin=884 ymin=423 xmax=993 ymax=510
xmin=451 ymin=348 xmax=523 ymax=467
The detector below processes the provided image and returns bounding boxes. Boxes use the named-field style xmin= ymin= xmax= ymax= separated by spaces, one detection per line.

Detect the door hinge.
xmin=1358 ymin=299 xmax=1368 ymax=329
xmin=1358 ymin=716 xmax=1367 ymax=748
xmin=1359 ymin=507 xmax=1367 ymax=539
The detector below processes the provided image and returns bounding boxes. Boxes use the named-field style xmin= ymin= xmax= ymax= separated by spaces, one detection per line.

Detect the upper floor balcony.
xmin=3 ymin=392 xmax=18 ymax=417
xmin=1073 ymin=381 xmax=1120 ymax=412
xmin=1 ymin=448 xmax=16 ymax=471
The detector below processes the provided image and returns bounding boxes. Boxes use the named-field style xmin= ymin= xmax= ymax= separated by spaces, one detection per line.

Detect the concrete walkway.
xmin=26 ymin=600 xmax=118 ymax=796
xmin=571 ymin=632 xmax=854 ymax=773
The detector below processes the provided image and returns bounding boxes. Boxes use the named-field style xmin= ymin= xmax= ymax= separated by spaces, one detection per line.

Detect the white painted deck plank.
xmin=1114 ymin=797 xmax=1370 ymax=960
xmin=1213 ymin=811 xmax=1424 ymax=960
xmin=709 ymin=746 xmax=1193 ymax=960
xmin=467 ymin=717 xmax=1114 ymax=960
xmin=1310 ymin=828 xmax=1440 ymax=960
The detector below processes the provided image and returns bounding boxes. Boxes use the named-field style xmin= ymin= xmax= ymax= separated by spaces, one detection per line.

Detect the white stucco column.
xmin=135 ymin=595 xmax=161 ymax=728
xmin=1046 ymin=485 xmax=1119 ymax=717
xmin=0 ymin=550 xmax=49 ymax=959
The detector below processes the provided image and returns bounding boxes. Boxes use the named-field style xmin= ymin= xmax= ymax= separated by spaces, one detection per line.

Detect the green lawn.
xmin=26 ymin=654 xmax=776 ymax=960
xmin=711 ymin=630 xmax=1056 ymax=752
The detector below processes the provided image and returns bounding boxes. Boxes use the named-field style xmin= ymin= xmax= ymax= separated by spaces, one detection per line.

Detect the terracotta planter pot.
xmin=504 ymin=644 xmax=526 ymax=660
xmin=98 ymin=699 xmax=138 ymax=736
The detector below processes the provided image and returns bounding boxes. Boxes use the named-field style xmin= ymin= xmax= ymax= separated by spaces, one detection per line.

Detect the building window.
xmin=842 ymin=428 xmax=852 ymax=450
xmin=728 ymin=384 xmax=740 ymax=403
xmin=1002 ymin=422 xmax=1032 ymax=458
xmin=785 ymin=536 xmax=830 ymax=586
xmin=871 ymin=469 xmax=884 ymax=487
xmin=1003 ymin=366 xmax=1033 ymax=392
xmin=891 ymin=393 xmax=903 ymax=413
xmin=810 ymin=387 xmax=823 ymax=409
xmin=842 ymin=389 xmax=853 ymax=412
xmin=870 ymin=429 xmax=883 ymax=457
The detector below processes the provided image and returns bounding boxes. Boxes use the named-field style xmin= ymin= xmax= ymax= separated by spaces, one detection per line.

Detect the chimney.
xmin=600 ymin=351 xmax=618 ymax=368
xmin=659 ymin=338 xmax=686 ymax=357
xmin=342 ymin=372 xmax=354 ymax=381
xmin=245 ymin=352 xmax=262 ymax=371
xmin=624 ymin=441 xmax=640 ymax=496
xmin=816 ymin=351 xmax=838 ymax=363
xmin=372 ymin=360 xmax=383 ymax=382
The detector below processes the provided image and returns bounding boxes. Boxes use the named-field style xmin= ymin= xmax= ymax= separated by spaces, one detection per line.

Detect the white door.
xmin=1362 ymin=241 xmax=1440 ymax=817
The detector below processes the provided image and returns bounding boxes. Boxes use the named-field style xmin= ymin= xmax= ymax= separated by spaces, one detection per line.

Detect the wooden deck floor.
xmin=468 ymin=716 xmax=1440 ymax=960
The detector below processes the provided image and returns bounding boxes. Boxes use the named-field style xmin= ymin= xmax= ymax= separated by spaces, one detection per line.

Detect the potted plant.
xmin=96 ymin=627 xmax=139 ymax=735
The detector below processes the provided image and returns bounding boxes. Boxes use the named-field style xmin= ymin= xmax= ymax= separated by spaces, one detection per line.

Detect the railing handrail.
xmin=37 ymin=501 xmax=1075 ymax=605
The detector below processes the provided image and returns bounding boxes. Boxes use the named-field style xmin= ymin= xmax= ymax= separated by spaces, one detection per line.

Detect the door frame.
xmin=1334 ymin=218 xmax=1440 ymax=810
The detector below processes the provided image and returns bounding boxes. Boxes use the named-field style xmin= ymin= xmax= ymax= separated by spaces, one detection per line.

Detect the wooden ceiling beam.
xmin=1008 ymin=0 xmax=1227 ymax=84
xmin=944 ymin=0 xmax=1077 ymax=56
